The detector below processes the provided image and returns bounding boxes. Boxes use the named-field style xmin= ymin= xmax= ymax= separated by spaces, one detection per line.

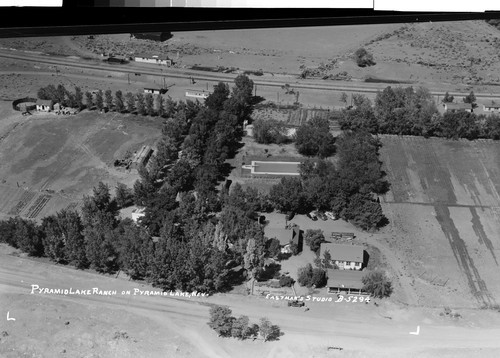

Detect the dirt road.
xmin=1 ymin=247 xmax=500 ymax=357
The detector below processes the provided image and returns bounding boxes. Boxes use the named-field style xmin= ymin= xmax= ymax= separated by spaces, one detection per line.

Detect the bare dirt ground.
xmin=0 ymin=101 xmax=162 ymax=220
xmin=378 ymin=135 xmax=500 ymax=309
xmin=2 ymin=243 xmax=500 ymax=358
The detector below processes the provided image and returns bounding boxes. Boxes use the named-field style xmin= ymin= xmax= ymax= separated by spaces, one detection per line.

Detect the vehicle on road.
xmin=307 ymin=211 xmax=318 ymax=221
xmin=325 ymin=211 xmax=337 ymax=220
xmin=288 ymin=300 xmax=305 ymax=307
xmin=318 ymin=211 xmax=328 ymax=221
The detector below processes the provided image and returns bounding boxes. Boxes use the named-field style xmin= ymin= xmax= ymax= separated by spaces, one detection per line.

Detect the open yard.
xmin=378 ymin=135 xmax=500 ymax=309
xmin=0 ymin=102 xmax=162 ymax=220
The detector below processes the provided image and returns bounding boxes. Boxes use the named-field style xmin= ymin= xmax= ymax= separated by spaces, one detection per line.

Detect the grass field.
xmin=379 ymin=135 xmax=500 ymax=308
xmin=0 ymin=106 xmax=162 ymax=220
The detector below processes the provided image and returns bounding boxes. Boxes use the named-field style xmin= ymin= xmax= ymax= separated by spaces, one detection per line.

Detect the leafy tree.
xmin=115 ymin=221 xmax=153 ymax=280
xmin=252 ymin=118 xmax=289 ymax=144
xmin=297 ymin=263 xmax=326 ymax=287
xmin=295 ymin=117 xmax=335 ymax=157
xmin=155 ymin=94 xmax=165 ymax=117
xmin=0 ymin=217 xmax=19 ymax=247
xmin=304 ymin=229 xmax=325 ymax=255
xmin=205 ymin=82 xmax=230 ymax=111
xmin=279 ymin=275 xmax=295 ymax=287
xmin=56 ymin=84 xmax=68 ymax=105
xmin=208 ymin=305 xmax=234 ymax=337
xmin=362 ymin=270 xmax=393 ymax=298
xmin=269 ymin=177 xmax=305 ymax=213
xmin=340 ymin=92 xmax=348 ymax=105
xmin=125 ymin=92 xmax=135 ymax=112
xmin=463 ymin=91 xmax=477 ymax=108
xmin=339 ymin=95 xmax=378 ymax=133
xmin=167 ymin=159 xmax=195 ymax=192
xmin=74 ymin=86 xmax=84 ymax=110
xmin=114 ymin=90 xmax=125 ymax=112
xmin=85 ymin=91 xmax=93 ymax=109
xmin=344 ymin=193 xmax=387 ymax=230
xmin=136 ymin=93 xmax=146 ymax=115
xmin=13 ymin=218 xmax=44 ymax=256
xmin=259 ymin=318 xmax=281 ymax=342
xmin=437 ymin=111 xmax=480 ymax=140
xmin=442 ymin=91 xmax=454 ymax=103
xmin=231 ymin=315 xmax=250 ymax=340
xmin=266 ymin=237 xmax=281 ymax=258
xmin=115 ymin=182 xmax=134 ymax=208
xmin=104 ymin=89 xmax=113 ymax=110
xmin=354 ymin=48 xmax=375 ymax=67
xmin=145 ymin=93 xmax=155 ymax=116
xmin=243 ymin=237 xmax=266 ymax=279
xmin=95 ymin=90 xmax=104 ymax=111
xmin=37 ymin=84 xmax=57 ymax=100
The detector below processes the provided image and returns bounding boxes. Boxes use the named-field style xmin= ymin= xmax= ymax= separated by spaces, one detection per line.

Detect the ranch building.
xmin=185 ymin=89 xmax=211 ymax=99
xmin=443 ymin=102 xmax=473 ymax=113
xmin=36 ymin=99 xmax=52 ymax=112
xmin=482 ymin=100 xmax=500 ymax=113
xmin=319 ymin=243 xmax=365 ymax=270
xmin=134 ymin=53 xmax=172 ymax=66
xmin=326 ymin=269 xmax=367 ymax=295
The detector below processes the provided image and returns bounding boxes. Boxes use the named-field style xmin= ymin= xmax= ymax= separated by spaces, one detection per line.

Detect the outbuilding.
xmin=319 ymin=243 xmax=365 ymax=270
xmin=134 ymin=53 xmax=172 ymax=66
xmin=36 ymin=99 xmax=52 ymax=112
xmin=326 ymin=269 xmax=366 ymax=295
xmin=443 ymin=102 xmax=473 ymax=113
xmin=482 ymin=100 xmax=500 ymax=113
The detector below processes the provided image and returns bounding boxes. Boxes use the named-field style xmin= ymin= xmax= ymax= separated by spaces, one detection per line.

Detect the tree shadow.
xmin=377 ymin=216 xmax=390 ymax=229
xmin=250 ymin=95 xmax=266 ymax=107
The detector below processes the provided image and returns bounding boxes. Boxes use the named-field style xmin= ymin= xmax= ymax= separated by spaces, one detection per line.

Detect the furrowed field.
xmin=379 ymin=135 xmax=500 ymax=308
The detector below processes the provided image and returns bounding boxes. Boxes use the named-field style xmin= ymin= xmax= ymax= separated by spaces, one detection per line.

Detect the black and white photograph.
xmin=1 ymin=4 xmax=500 ymax=358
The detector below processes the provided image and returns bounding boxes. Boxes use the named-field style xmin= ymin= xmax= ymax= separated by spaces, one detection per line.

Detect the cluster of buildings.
xmin=443 ymin=100 xmax=500 ymax=114
xmin=35 ymin=100 xmax=78 ymax=115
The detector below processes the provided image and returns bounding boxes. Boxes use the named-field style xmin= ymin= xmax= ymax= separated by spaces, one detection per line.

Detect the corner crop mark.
xmin=434 ymin=205 xmax=496 ymax=306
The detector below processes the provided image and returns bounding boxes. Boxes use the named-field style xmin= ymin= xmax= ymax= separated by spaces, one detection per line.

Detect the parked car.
xmin=288 ymin=300 xmax=305 ymax=307
xmin=259 ymin=215 xmax=266 ymax=225
xmin=318 ymin=211 xmax=328 ymax=221
xmin=307 ymin=211 xmax=318 ymax=221
xmin=285 ymin=211 xmax=295 ymax=221
xmin=325 ymin=211 xmax=337 ymax=220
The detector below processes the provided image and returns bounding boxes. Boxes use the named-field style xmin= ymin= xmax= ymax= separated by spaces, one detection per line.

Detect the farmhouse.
xmin=134 ymin=53 xmax=172 ymax=66
xmin=36 ymin=99 xmax=52 ymax=112
xmin=443 ymin=102 xmax=473 ymax=113
xmin=185 ymin=89 xmax=211 ymax=99
xmin=131 ymin=145 xmax=154 ymax=169
xmin=482 ymin=100 xmax=500 ymax=113
xmin=144 ymin=88 xmax=163 ymax=95
xmin=326 ymin=269 xmax=366 ymax=295
xmin=319 ymin=243 xmax=364 ymax=270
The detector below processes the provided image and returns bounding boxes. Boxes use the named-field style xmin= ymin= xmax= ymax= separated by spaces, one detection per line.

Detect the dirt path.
xmin=2 ymin=247 xmax=500 ymax=357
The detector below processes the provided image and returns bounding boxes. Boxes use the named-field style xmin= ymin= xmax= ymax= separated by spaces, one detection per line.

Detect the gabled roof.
xmin=482 ymin=100 xmax=500 ymax=108
xmin=36 ymin=99 xmax=52 ymax=106
xmin=320 ymin=243 xmax=364 ymax=262
xmin=444 ymin=102 xmax=472 ymax=110
xmin=327 ymin=269 xmax=364 ymax=290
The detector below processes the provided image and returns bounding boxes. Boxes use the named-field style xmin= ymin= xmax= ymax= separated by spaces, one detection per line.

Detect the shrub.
xmin=279 ymin=275 xmax=295 ymax=287
xmin=362 ymin=270 xmax=393 ymax=298
xmin=354 ymin=48 xmax=375 ymax=67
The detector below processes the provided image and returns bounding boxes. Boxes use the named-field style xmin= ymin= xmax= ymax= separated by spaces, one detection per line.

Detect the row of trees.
xmin=269 ymin=131 xmax=388 ymax=230
xmin=4 ymin=75 xmax=284 ymax=294
xmin=339 ymin=86 xmax=500 ymax=140
xmin=38 ymin=84 xmax=179 ymax=117
xmin=208 ymin=305 xmax=281 ymax=341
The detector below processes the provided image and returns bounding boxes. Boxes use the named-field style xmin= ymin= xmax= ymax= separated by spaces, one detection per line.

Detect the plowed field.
xmin=379 ymin=135 xmax=500 ymax=308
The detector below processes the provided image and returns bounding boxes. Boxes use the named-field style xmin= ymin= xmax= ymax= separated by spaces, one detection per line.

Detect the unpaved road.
xmin=1 ymin=247 xmax=500 ymax=358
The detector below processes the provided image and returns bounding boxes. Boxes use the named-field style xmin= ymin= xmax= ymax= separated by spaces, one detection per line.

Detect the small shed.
xmin=36 ymin=99 xmax=52 ymax=112
xmin=144 ymin=88 xmax=162 ymax=95
xmin=185 ymin=89 xmax=211 ymax=99
xmin=131 ymin=145 xmax=154 ymax=169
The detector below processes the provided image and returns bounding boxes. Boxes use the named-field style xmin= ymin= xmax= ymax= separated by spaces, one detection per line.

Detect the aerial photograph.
xmin=2 ymin=14 xmax=500 ymax=358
